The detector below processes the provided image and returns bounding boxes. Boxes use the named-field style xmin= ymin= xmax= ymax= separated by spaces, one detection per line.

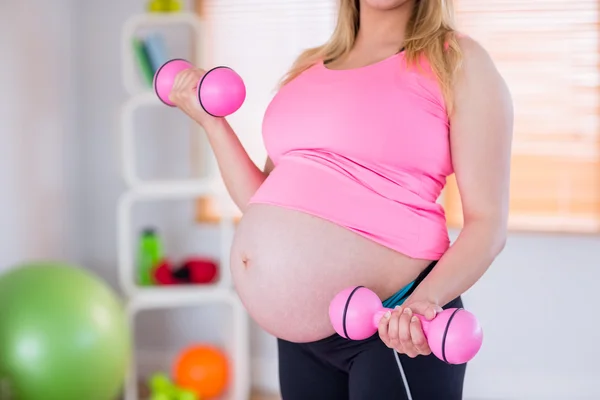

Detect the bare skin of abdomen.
xmin=230 ymin=204 xmax=432 ymax=343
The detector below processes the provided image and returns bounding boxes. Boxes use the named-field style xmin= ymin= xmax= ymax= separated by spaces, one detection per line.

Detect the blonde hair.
xmin=280 ymin=0 xmax=462 ymax=114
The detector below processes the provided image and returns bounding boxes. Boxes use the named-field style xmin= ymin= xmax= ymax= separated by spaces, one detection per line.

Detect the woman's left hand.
xmin=378 ymin=300 xmax=443 ymax=357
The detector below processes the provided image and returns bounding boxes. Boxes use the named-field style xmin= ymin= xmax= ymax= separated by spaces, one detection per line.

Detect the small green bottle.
xmin=137 ymin=228 xmax=163 ymax=286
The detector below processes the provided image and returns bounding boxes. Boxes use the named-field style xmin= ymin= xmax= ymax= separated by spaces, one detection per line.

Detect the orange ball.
xmin=173 ymin=345 xmax=229 ymax=398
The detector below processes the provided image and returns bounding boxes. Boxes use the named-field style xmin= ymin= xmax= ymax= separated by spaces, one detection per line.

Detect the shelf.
xmin=125 ymin=12 xmax=203 ymax=28
xmin=125 ymin=291 xmax=250 ymax=400
xmin=126 ymin=285 xmax=241 ymax=312
xmin=120 ymin=94 xmax=215 ymax=188
xmin=117 ymin=193 xmax=237 ymax=298
xmin=121 ymin=12 xmax=203 ymax=96
xmin=119 ymin=11 xmax=250 ymax=400
xmin=120 ymin=179 xmax=223 ymax=199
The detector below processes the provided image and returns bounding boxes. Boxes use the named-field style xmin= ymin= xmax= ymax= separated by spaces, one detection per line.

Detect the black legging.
xmin=278 ymin=296 xmax=466 ymax=400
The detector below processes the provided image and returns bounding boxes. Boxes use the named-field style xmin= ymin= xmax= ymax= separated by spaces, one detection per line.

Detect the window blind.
xmin=444 ymin=0 xmax=600 ymax=232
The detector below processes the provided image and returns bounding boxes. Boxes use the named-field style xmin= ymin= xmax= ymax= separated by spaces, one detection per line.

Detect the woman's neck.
xmin=354 ymin=1 xmax=415 ymax=53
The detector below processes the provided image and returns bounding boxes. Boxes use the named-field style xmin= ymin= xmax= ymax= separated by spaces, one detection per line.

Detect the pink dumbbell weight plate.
xmin=153 ymin=58 xmax=193 ymax=107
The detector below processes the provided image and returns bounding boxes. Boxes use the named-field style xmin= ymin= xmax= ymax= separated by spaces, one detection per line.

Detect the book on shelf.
xmin=132 ymin=36 xmax=155 ymax=87
xmin=132 ymin=31 xmax=169 ymax=88
xmin=144 ymin=32 xmax=169 ymax=73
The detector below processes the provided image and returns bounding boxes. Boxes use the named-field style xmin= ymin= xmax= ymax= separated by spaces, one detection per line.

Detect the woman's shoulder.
xmin=454 ymin=33 xmax=496 ymax=72
xmin=451 ymin=33 xmax=512 ymax=115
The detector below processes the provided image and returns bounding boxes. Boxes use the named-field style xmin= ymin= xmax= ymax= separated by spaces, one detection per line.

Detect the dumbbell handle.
xmin=371 ymin=308 xmax=467 ymax=341
xmin=373 ymin=308 xmax=429 ymax=329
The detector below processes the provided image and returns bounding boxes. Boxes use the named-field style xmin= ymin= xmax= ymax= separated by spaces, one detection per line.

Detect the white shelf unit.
xmin=118 ymin=13 xmax=250 ymax=400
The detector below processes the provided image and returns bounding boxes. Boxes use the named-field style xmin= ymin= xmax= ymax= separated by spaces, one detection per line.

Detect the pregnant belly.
xmin=230 ymin=204 xmax=432 ymax=343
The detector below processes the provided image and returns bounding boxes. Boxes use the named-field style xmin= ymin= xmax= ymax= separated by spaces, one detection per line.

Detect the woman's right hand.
xmin=168 ymin=67 xmax=220 ymax=129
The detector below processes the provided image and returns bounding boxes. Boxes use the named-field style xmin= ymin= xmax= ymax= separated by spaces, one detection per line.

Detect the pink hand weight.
xmin=153 ymin=58 xmax=246 ymax=117
xmin=329 ymin=286 xmax=483 ymax=364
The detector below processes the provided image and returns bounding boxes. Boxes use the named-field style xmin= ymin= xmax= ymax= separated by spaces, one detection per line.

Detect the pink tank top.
xmin=250 ymin=52 xmax=452 ymax=260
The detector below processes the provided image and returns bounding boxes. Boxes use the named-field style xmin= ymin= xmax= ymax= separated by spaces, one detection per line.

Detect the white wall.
xmin=32 ymin=0 xmax=600 ymax=399
xmin=459 ymin=232 xmax=599 ymax=400
xmin=0 ymin=0 xmax=81 ymax=270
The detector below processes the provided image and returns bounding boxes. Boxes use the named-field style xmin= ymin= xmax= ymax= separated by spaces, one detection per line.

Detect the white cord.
xmin=394 ymin=350 xmax=414 ymax=400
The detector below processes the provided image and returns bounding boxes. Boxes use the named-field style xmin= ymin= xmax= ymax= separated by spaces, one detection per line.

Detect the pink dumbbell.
xmin=153 ymin=58 xmax=246 ymax=117
xmin=329 ymin=286 xmax=483 ymax=364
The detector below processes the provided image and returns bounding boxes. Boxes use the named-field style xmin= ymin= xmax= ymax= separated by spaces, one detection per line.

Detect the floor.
xmin=251 ymin=392 xmax=281 ymax=400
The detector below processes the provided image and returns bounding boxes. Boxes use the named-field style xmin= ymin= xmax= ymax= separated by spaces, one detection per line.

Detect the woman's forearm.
xmin=408 ymin=218 xmax=507 ymax=307
xmin=203 ymin=118 xmax=268 ymax=211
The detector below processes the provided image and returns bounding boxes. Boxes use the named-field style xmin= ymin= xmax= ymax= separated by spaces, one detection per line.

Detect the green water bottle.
xmin=137 ymin=228 xmax=163 ymax=286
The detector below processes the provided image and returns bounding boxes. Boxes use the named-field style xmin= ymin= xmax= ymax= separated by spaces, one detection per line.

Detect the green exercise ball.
xmin=0 ymin=262 xmax=130 ymax=400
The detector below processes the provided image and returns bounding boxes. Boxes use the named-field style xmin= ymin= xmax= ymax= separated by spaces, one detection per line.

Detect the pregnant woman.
xmin=170 ymin=0 xmax=513 ymax=398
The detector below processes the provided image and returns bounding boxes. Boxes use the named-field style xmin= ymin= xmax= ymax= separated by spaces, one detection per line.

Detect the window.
xmin=445 ymin=1 xmax=600 ymax=232
xmin=193 ymin=0 xmax=337 ymax=221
